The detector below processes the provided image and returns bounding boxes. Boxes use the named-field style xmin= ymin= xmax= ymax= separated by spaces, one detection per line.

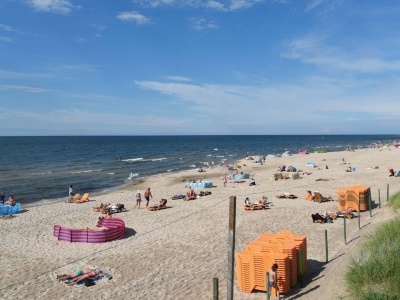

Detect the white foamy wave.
xmin=122 ymin=158 xmax=143 ymax=162
xmin=207 ymin=154 xmax=212 ymax=156
xmin=31 ymin=172 xmax=46 ymax=175
xmin=127 ymin=172 xmax=139 ymax=180
xmin=69 ymin=169 xmax=103 ymax=174
xmin=216 ymin=155 xmax=224 ymax=158
xmin=214 ymin=148 xmax=218 ymax=150
xmin=149 ymin=157 xmax=166 ymax=162
xmin=189 ymin=165 xmax=196 ymax=168
xmin=107 ymin=172 xmax=115 ymax=175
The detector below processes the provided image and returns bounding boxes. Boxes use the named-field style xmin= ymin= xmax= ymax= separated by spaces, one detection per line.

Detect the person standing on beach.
xmin=144 ymin=188 xmax=153 ymax=207
xmin=269 ymin=263 xmax=280 ymax=299
xmin=69 ymin=185 xmax=74 ymax=196
xmin=134 ymin=190 xmax=142 ymax=209
xmin=1 ymin=192 xmax=5 ymax=205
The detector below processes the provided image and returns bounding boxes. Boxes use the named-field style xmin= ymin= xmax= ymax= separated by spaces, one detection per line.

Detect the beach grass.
xmin=388 ymin=191 xmax=400 ymax=212
xmin=345 ymin=192 xmax=400 ymax=299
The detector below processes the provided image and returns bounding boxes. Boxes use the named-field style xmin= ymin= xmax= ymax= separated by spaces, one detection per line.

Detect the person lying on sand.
xmin=65 ymin=269 xmax=98 ymax=285
xmin=57 ymin=268 xmax=94 ymax=282
xmin=306 ymin=190 xmax=315 ymax=201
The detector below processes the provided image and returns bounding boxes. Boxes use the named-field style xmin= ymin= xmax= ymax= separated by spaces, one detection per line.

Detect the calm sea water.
xmin=0 ymin=135 xmax=398 ymax=206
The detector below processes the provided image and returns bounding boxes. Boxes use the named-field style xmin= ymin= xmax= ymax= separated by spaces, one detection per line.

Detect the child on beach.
xmin=269 ymin=263 xmax=280 ymax=299
xmin=134 ymin=190 xmax=142 ymax=209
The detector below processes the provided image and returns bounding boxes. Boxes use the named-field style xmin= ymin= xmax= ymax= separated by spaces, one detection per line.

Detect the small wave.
xmin=107 ymin=172 xmax=115 ymax=175
xmin=127 ymin=173 xmax=139 ymax=180
xmin=207 ymin=154 xmax=212 ymax=156
xmin=216 ymin=155 xmax=224 ymax=158
xmin=214 ymin=148 xmax=218 ymax=150
xmin=69 ymin=169 xmax=103 ymax=174
xmin=189 ymin=165 xmax=196 ymax=168
xmin=150 ymin=158 xmax=166 ymax=162
xmin=122 ymin=158 xmax=143 ymax=162
xmin=31 ymin=172 xmax=46 ymax=175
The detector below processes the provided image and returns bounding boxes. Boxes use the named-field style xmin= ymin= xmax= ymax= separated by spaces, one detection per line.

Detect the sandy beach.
xmin=1 ymin=147 xmax=400 ymax=300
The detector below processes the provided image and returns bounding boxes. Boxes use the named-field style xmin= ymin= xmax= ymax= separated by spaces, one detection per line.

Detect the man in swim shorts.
xmin=269 ymin=263 xmax=280 ymax=299
xmin=144 ymin=188 xmax=153 ymax=207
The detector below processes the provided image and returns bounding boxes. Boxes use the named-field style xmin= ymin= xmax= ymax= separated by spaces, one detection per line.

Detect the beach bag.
xmin=84 ymin=278 xmax=95 ymax=287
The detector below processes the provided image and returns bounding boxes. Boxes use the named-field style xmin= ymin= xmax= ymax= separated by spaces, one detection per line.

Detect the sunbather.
xmin=244 ymin=197 xmax=253 ymax=207
xmin=306 ymin=190 xmax=314 ymax=201
xmin=57 ymin=268 xmax=93 ymax=282
xmin=65 ymin=269 xmax=98 ymax=285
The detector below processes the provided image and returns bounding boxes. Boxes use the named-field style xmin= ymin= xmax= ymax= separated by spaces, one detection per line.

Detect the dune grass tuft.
xmin=388 ymin=191 xmax=400 ymax=212
xmin=345 ymin=192 xmax=400 ymax=299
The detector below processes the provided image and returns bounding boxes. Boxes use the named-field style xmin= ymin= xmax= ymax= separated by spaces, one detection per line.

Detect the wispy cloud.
xmin=0 ymin=24 xmax=16 ymax=32
xmin=0 ymin=84 xmax=46 ymax=93
xmin=0 ymin=107 xmax=188 ymax=135
xmin=26 ymin=0 xmax=74 ymax=14
xmin=0 ymin=36 xmax=13 ymax=43
xmin=306 ymin=0 xmax=326 ymax=11
xmin=189 ymin=17 xmax=218 ymax=30
xmin=134 ymin=76 xmax=400 ymax=133
xmin=117 ymin=11 xmax=152 ymax=25
xmin=132 ymin=0 xmax=264 ymax=11
xmin=305 ymin=0 xmax=344 ymax=13
xmin=0 ymin=69 xmax=51 ymax=80
xmin=284 ymin=35 xmax=400 ymax=73
xmin=164 ymin=76 xmax=193 ymax=81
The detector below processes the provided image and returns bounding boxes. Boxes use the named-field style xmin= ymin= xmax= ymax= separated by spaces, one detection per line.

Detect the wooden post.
xmin=227 ymin=196 xmax=236 ymax=300
xmin=325 ymin=230 xmax=328 ymax=263
xmin=266 ymin=272 xmax=270 ymax=300
xmin=213 ymin=278 xmax=219 ymax=300
xmin=378 ymin=189 xmax=381 ymax=209
xmin=358 ymin=200 xmax=361 ymax=230
xmin=344 ymin=217 xmax=347 ymax=245
xmin=368 ymin=194 xmax=372 ymax=217
xmin=387 ymin=184 xmax=389 ymax=202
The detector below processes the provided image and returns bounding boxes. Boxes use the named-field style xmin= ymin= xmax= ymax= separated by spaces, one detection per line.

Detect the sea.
xmin=0 ymin=135 xmax=398 ymax=207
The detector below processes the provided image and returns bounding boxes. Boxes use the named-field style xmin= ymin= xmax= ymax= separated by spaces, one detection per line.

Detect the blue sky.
xmin=1 ymin=0 xmax=400 ymax=135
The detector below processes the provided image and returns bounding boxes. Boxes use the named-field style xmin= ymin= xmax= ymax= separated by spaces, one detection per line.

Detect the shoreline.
xmin=20 ymin=143 xmax=397 ymax=208
xmin=1 ymin=147 xmax=400 ymax=299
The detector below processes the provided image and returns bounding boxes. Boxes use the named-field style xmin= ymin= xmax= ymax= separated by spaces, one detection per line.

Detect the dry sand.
xmin=1 ymin=147 xmax=400 ymax=300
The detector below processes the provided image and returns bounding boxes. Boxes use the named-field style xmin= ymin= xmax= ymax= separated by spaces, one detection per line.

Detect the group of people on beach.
xmin=134 ymin=188 xmax=153 ymax=209
xmin=1 ymin=192 xmax=16 ymax=206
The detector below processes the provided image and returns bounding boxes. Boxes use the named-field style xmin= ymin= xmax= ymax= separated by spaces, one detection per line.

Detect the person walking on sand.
xmin=144 ymin=188 xmax=153 ymax=207
xmin=269 ymin=263 xmax=280 ymax=299
xmin=1 ymin=192 xmax=5 ymax=205
xmin=134 ymin=190 xmax=142 ymax=209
